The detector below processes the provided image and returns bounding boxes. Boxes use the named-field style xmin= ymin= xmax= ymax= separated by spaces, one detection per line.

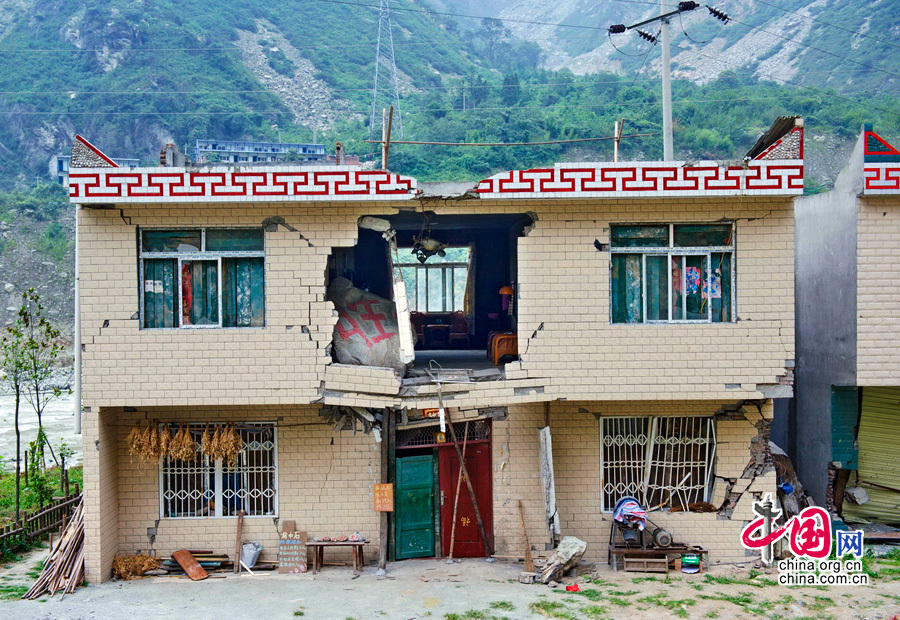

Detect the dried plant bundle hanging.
xmin=125 ymin=422 xmax=144 ymax=461
xmin=158 ymin=424 xmax=173 ymax=460
xmin=147 ymin=420 xmax=161 ymax=459
xmin=200 ymin=424 xmax=212 ymax=457
xmin=221 ymin=423 xmax=244 ymax=466
xmin=169 ymin=424 xmax=197 ymax=461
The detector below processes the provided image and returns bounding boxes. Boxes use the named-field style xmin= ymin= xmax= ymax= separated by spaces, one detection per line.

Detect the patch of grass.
xmin=608 ymin=589 xmax=640 ymax=596
xmin=703 ymin=573 xmax=776 ymax=588
xmin=528 ymin=600 xmax=577 ymax=619
xmin=584 ymin=578 xmax=612 ymax=587
xmin=580 ymin=605 xmax=607 ymax=619
xmin=638 ymin=593 xmax=696 ymax=618
xmin=0 ymin=584 xmax=28 ymax=600
xmin=606 ymin=597 xmax=632 ymax=607
xmin=631 ymin=576 xmax=660 ymax=584
xmin=488 ymin=601 xmax=514 ymax=612
xmin=690 ymin=583 xmax=705 ymax=591
xmin=574 ymin=588 xmax=603 ymax=602
xmin=698 ymin=592 xmax=774 ymax=615
xmin=293 ymin=611 xmax=304 ymax=617
xmin=808 ymin=595 xmax=835 ymax=610
xmin=26 ymin=559 xmax=44 ymax=580
xmin=704 ymin=612 xmax=719 ymax=619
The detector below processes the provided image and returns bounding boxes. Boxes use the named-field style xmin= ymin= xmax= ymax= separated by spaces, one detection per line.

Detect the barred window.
xmin=599 ymin=416 xmax=715 ymax=512
xmin=160 ymin=423 xmax=277 ymax=518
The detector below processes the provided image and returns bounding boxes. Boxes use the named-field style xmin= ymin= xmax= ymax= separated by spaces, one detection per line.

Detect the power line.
xmin=364 ymin=132 xmax=658 ymax=147
xmin=670 ymin=42 xmax=900 ymax=118
xmin=0 ymin=67 xmax=885 ymax=96
xmin=752 ymin=0 xmax=900 ymax=51
xmin=727 ymin=16 xmax=900 ymax=80
xmin=12 ymin=94 xmax=887 ymax=117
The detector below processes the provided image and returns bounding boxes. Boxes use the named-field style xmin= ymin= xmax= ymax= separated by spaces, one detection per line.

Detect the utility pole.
xmin=609 ymin=1 xmax=712 ymax=161
xmin=660 ymin=0 xmax=674 ymax=161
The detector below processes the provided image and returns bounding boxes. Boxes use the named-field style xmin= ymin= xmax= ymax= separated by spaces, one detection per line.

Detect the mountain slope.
xmin=499 ymin=0 xmax=899 ymax=95
xmin=0 ymin=0 xmax=483 ymax=187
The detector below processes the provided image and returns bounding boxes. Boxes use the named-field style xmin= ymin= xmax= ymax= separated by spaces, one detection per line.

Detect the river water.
xmin=0 ymin=392 xmax=81 ymax=470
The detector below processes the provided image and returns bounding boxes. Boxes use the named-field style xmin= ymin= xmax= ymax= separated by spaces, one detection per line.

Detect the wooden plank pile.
xmin=23 ymin=497 xmax=84 ymax=599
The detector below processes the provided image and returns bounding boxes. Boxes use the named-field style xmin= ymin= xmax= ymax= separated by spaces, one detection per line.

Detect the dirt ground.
xmin=1 ymin=547 xmax=899 ymax=620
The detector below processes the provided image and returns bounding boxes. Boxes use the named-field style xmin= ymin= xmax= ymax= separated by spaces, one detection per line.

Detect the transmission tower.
xmin=370 ymin=0 xmax=403 ymax=137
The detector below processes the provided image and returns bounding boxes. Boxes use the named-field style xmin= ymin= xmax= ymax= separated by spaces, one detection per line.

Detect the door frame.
xmin=391 ymin=419 xmax=493 ymax=560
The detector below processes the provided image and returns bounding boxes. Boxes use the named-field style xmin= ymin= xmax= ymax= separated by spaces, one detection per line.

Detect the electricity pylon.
xmin=370 ymin=0 xmax=403 ymax=137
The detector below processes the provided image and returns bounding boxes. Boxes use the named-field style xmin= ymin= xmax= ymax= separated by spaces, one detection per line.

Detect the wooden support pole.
xmin=444 ymin=408 xmax=491 ymax=557
xmin=447 ymin=421 xmax=469 ymax=561
xmin=233 ymin=510 xmax=244 ymax=574
xmin=378 ymin=408 xmax=392 ymax=571
xmin=381 ymin=105 xmax=394 ymax=170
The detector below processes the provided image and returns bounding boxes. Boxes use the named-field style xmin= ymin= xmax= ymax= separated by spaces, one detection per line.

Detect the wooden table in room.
xmin=308 ymin=540 xmax=370 ymax=574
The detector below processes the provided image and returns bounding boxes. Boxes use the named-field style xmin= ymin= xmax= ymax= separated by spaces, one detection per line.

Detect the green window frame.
xmin=140 ymin=228 xmax=265 ymax=329
xmin=610 ymin=223 xmax=734 ymax=324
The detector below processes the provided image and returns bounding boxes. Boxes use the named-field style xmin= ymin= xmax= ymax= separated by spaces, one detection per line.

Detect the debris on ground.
xmin=112 ymin=554 xmax=160 ymax=580
xmin=540 ymin=536 xmax=587 ymax=584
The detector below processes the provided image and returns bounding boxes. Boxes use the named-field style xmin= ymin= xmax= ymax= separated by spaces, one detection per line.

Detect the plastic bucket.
xmin=241 ymin=542 xmax=262 ymax=568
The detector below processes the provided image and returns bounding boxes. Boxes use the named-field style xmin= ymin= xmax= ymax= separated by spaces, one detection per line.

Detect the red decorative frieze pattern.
xmin=864 ymin=164 xmax=900 ymax=194
xmin=476 ymin=161 xmax=803 ymax=197
xmin=69 ymin=168 xmax=417 ymax=202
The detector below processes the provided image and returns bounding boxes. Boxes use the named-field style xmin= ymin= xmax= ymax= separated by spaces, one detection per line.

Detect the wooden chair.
xmin=448 ymin=311 xmax=470 ymax=349
xmin=489 ymin=332 xmax=518 ymax=365
xmin=410 ymin=311 xmax=426 ymax=348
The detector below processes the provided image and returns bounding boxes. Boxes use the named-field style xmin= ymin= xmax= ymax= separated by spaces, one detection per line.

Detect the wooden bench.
xmin=609 ymin=545 xmax=708 ymax=573
xmin=307 ymin=540 xmax=369 ymax=574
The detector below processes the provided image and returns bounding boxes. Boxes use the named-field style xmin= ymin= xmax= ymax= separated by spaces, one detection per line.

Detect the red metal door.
xmin=439 ymin=443 xmax=493 ymax=558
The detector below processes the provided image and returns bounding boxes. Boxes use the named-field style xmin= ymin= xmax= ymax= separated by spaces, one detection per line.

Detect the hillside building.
xmin=193 ymin=139 xmax=327 ymax=164
xmin=50 ymin=154 xmax=140 ymax=186
xmin=70 ymin=118 xmax=803 ymax=582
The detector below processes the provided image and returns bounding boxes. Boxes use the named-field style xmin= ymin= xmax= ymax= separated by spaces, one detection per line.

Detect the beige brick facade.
xmin=78 ymin=192 xmax=790 ymax=582
xmin=857 ymin=195 xmax=900 ymax=384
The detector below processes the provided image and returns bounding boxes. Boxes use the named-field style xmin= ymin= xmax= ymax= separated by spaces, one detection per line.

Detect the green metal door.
xmin=395 ymin=455 xmax=435 ymax=559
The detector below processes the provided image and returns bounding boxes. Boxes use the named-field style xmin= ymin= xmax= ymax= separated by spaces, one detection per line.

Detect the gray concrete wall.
xmin=792 ymin=133 xmax=864 ymax=505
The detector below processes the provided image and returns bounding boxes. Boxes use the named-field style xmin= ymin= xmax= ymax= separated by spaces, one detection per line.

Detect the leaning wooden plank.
xmin=172 ymin=550 xmax=209 ymax=581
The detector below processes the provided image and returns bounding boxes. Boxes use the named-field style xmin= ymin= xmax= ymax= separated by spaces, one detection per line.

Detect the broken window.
xmin=140 ymin=228 xmax=265 ymax=328
xmin=610 ymin=224 xmax=733 ymax=323
xmin=599 ymin=416 xmax=715 ymax=512
xmin=398 ymin=246 xmax=471 ymax=313
xmin=160 ymin=423 xmax=277 ymax=518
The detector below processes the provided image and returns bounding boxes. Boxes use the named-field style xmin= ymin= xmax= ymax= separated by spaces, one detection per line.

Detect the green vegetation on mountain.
xmin=0 ymin=0 xmax=897 ymax=329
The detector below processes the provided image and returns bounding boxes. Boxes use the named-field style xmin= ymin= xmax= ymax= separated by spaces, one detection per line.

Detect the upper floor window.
xmin=140 ymin=228 xmax=265 ymax=329
xmin=610 ymin=223 xmax=734 ymax=324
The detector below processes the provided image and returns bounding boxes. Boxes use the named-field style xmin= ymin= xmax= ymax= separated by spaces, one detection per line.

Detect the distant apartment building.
xmin=49 ymin=154 xmax=140 ymax=186
xmin=193 ymin=139 xmax=327 ymax=164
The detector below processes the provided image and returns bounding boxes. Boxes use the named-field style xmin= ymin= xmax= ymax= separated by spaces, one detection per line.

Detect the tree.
xmin=0 ymin=302 xmax=27 ymax=520
xmin=18 ymin=289 xmax=68 ymax=471
xmin=478 ymin=18 xmax=511 ymax=63
xmin=501 ymin=73 xmax=522 ymax=106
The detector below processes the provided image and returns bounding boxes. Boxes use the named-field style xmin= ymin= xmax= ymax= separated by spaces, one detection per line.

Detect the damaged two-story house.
xmin=794 ymin=125 xmax=900 ymax=524
xmin=73 ymin=117 xmax=803 ymax=583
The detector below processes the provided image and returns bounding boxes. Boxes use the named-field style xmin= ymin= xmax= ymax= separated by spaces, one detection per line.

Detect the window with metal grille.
xmin=610 ymin=223 xmax=734 ymax=323
xmin=599 ymin=416 xmax=715 ymax=512
xmin=160 ymin=423 xmax=277 ymax=518
xmin=140 ymin=228 xmax=265 ymax=329
xmin=395 ymin=420 xmax=490 ymax=448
